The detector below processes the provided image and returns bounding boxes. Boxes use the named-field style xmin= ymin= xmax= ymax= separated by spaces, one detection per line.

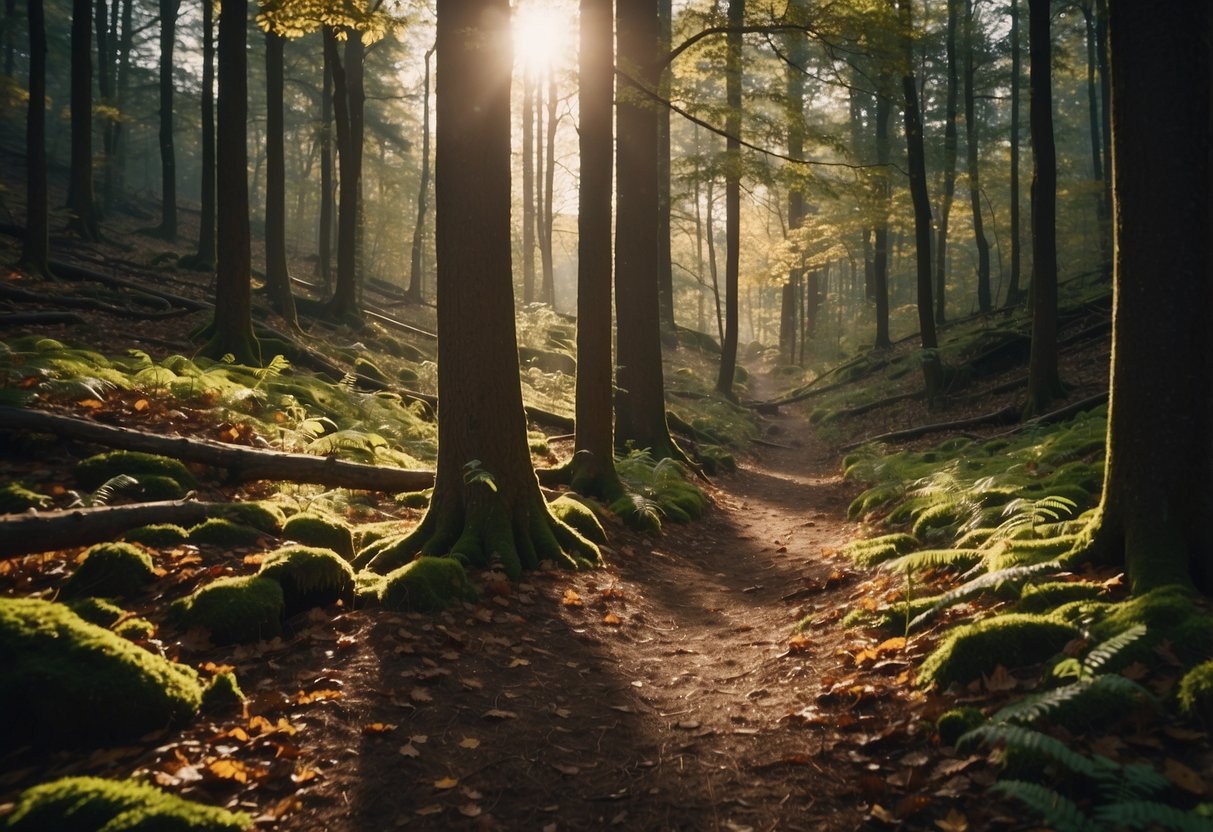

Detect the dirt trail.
xmin=247 ymin=407 xmax=887 ymax=832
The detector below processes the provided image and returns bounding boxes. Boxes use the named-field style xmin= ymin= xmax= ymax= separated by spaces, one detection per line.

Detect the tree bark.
xmin=964 ymin=0 xmax=991 ymax=312
xmin=317 ymin=37 xmax=334 ymax=291
xmin=1091 ymin=0 xmax=1212 ymax=594
xmin=1004 ymin=0 xmax=1024 ymax=307
xmin=780 ymin=20 xmax=807 ymax=365
xmin=157 ymin=0 xmax=180 ymax=240
xmin=189 ymin=0 xmax=216 ymax=270
xmin=406 ymin=44 xmax=434 ymax=304
xmin=366 ymin=0 xmax=596 ymax=578
xmin=67 ymin=0 xmax=99 ymax=241
xmin=325 ymin=30 xmax=364 ymax=324
xmin=263 ymin=29 xmax=298 ymax=328
xmin=1025 ymin=0 xmax=1063 ymax=414
xmin=935 ymin=0 xmax=960 ymax=326
xmin=521 ymin=67 xmax=536 ymax=304
xmin=872 ymin=79 xmax=892 ymax=350
xmin=20 ymin=0 xmax=51 ymax=277
xmin=541 ymin=67 xmax=557 ymax=306
xmin=715 ymin=0 xmax=742 ymax=399
xmin=95 ymin=0 xmax=114 ymax=212
xmin=1082 ymin=0 xmax=1111 ymax=281
xmin=111 ymin=0 xmax=133 ymax=199
xmin=656 ymin=0 xmax=675 ymax=333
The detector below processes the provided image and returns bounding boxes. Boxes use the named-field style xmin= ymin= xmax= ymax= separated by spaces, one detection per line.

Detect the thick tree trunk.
xmin=1092 ymin=0 xmax=1212 ymax=594
xmin=263 ymin=29 xmax=298 ymax=328
xmin=521 ymin=69 xmax=536 ymax=304
xmin=157 ymin=0 xmax=179 ymax=240
xmin=935 ymin=0 xmax=960 ymax=326
xmin=67 ymin=0 xmax=99 ymax=241
xmin=1025 ymin=0 xmax=1063 ymax=414
xmin=541 ymin=68 xmax=557 ymax=306
xmin=202 ymin=0 xmax=258 ymax=364
xmin=366 ymin=0 xmax=596 ymax=578
xmin=535 ymin=75 xmax=545 ymax=301
xmin=189 ymin=0 xmax=216 ymax=270
xmin=715 ymin=0 xmax=742 ymax=399
xmin=20 ymin=0 xmax=50 ymax=277
xmin=1004 ymin=0 xmax=1024 ymax=307
xmin=964 ymin=0 xmax=991 ymax=312
xmin=873 ymin=82 xmax=892 ymax=350
xmin=317 ymin=38 xmax=334 ymax=291
xmin=406 ymin=45 xmax=434 ymax=304
xmin=569 ymin=0 xmax=623 ymax=500
xmin=325 ymin=31 xmax=364 ymax=324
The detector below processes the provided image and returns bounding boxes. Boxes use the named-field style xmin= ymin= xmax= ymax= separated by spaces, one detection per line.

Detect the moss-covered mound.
xmin=187 ymin=518 xmax=263 ymax=548
xmin=281 ymin=513 xmax=354 ymax=559
xmin=75 ymin=451 xmax=198 ymax=492
xmin=0 ymin=480 xmax=52 ymax=513
xmin=62 ymin=542 xmax=156 ymax=599
xmin=548 ymin=496 xmax=607 ymax=545
xmin=1178 ymin=661 xmax=1213 ymax=723
xmin=1053 ymin=586 xmax=1213 ymax=668
xmin=257 ymin=545 xmax=355 ymax=616
xmin=67 ymin=597 xmax=127 ymax=628
xmin=377 ymin=557 xmax=477 ymax=612
xmin=918 ymin=614 xmax=1079 ymax=690
xmin=4 ymin=776 xmax=250 ymax=832
xmin=0 ymin=598 xmax=203 ymax=747
xmin=220 ymin=501 xmax=285 ymax=534
xmin=1017 ymin=580 xmax=1105 ymax=614
xmin=937 ymin=706 xmax=986 ymax=745
xmin=121 ymin=524 xmax=190 ymax=548
xmin=133 ymin=475 xmax=187 ymax=501
xmin=200 ymin=671 xmax=245 ymax=715
xmin=168 ymin=575 xmax=284 ymax=645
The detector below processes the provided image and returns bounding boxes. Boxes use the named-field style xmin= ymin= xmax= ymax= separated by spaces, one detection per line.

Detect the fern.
xmin=253 ymin=354 xmax=291 ymax=390
xmin=959 ymin=723 xmax=1100 ymax=778
xmin=1078 ymin=623 xmax=1147 ymax=677
xmin=907 ymin=560 xmax=1060 ymax=631
xmin=67 ymin=474 xmax=139 ymax=508
xmin=991 ymin=673 xmax=1156 ymax=727
xmin=881 ymin=547 xmax=984 ymax=574
xmin=1092 ymin=801 xmax=1213 ymax=831
xmin=991 ymin=780 xmax=1093 ymax=832
xmin=985 ymin=495 xmax=1078 ymax=546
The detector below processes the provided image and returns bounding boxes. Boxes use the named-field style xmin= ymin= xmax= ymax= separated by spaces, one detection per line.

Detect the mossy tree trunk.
xmin=67 ymin=0 xmax=99 ymax=241
xmin=569 ymin=0 xmax=623 ymax=501
xmin=157 ymin=0 xmax=179 ymax=241
xmin=263 ymin=28 xmax=298 ymax=329
xmin=615 ymin=0 xmax=681 ymax=460
xmin=20 ymin=0 xmax=51 ymax=278
xmin=715 ymin=0 xmax=742 ymax=400
xmin=1088 ymin=0 xmax=1212 ymax=595
xmin=366 ymin=0 xmax=598 ymax=579
xmin=202 ymin=0 xmax=258 ymax=365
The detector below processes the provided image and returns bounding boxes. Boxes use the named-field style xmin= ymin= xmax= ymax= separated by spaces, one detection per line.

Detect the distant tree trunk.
xmin=263 ymin=29 xmax=297 ymax=328
xmin=203 ymin=0 xmax=257 ymax=363
xmin=615 ymin=0 xmax=679 ymax=459
xmin=935 ymin=0 xmax=959 ymax=326
xmin=317 ymin=38 xmax=334 ymax=291
xmin=365 ymin=0 xmax=597 ymax=578
xmin=1082 ymin=0 xmax=1111 ymax=281
xmin=20 ymin=0 xmax=51 ymax=277
xmin=656 ymin=0 xmax=675 ymax=333
xmin=715 ymin=0 xmax=742 ymax=399
xmin=1089 ymin=0 xmax=1212 ymax=594
xmin=111 ymin=0 xmax=132 ymax=197
xmin=535 ymin=75 xmax=545 ymax=300
xmin=521 ymin=68 xmax=536 ymax=304
xmin=1025 ymin=0 xmax=1063 ymax=414
xmin=325 ymin=30 xmax=364 ymax=323
xmin=779 ymin=24 xmax=807 ymax=365
xmin=94 ymin=0 xmax=114 ymax=212
xmin=3 ymin=0 xmax=15 ymax=75
xmin=964 ymin=0 xmax=991 ymax=312
xmin=570 ymin=0 xmax=623 ymax=500
xmin=1004 ymin=0 xmax=1024 ymax=307
xmin=406 ymin=44 xmax=434 ymax=304
xmin=898 ymin=0 xmax=942 ymax=401
xmin=157 ymin=0 xmax=179 ymax=240
xmin=187 ymin=0 xmax=215 ymax=270
xmin=541 ymin=67 xmax=557 ymax=307
xmin=1094 ymin=0 xmax=1111 ymax=245
xmin=705 ymin=177 xmax=723 ymax=346
xmin=873 ymin=80 xmax=892 ymax=350
xmin=67 ymin=0 xmax=99 ymax=241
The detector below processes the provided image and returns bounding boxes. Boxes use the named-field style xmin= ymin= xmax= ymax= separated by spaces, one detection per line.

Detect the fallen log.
xmin=0 ymin=406 xmax=435 ymax=492
xmin=840 ymin=404 xmax=1021 ymax=451
xmin=0 ymin=500 xmax=233 ymax=558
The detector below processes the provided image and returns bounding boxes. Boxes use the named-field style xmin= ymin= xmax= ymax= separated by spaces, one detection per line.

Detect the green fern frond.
xmin=1093 ymin=801 xmax=1213 ymax=831
xmin=1082 ymin=623 xmax=1148 ymax=676
xmin=992 ymin=673 xmax=1156 ymax=727
xmin=70 ymin=474 xmax=139 ymax=508
xmin=990 ymin=780 xmax=1093 ymax=832
xmin=881 ymin=548 xmax=984 ymax=575
xmin=960 ymin=723 xmax=1097 ymax=778
xmin=905 ymin=560 xmax=1059 ymax=630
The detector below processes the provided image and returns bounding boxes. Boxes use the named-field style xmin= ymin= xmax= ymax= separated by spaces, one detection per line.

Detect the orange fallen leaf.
xmin=877 ymin=636 xmax=906 ymax=654
xmin=133 ymin=398 xmax=150 ymax=412
xmin=362 ymin=723 xmax=397 ymax=735
xmin=78 ymin=399 xmax=104 ymax=410
xmin=935 ymin=808 xmax=968 ymax=832
xmin=602 ymin=613 xmax=622 ymax=626
xmin=788 ymin=634 xmax=813 ymax=653
xmin=291 ymin=765 xmax=319 ymax=784
xmin=295 ymin=688 xmax=343 ymax=704
xmin=206 ymin=758 xmax=259 ymax=784
xmin=1164 ymin=758 xmax=1207 ymax=795
xmin=562 ymin=589 xmax=584 ymax=607
xmin=459 ymin=737 xmax=481 ymax=749
xmin=434 ymin=776 xmax=459 ymax=790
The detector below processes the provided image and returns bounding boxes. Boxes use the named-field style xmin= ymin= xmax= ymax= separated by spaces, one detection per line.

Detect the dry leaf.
xmin=482 ymin=709 xmax=518 ymax=720
xmin=1164 ymin=758 xmax=1207 ymax=795
xmin=134 ymin=398 xmax=150 ymax=412
xmin=410 ymin=687 xmax=434 ymax=703
xmin=787 ymin=634 xmax=813 ymax=654
xmin=935 ymin=809 xmax=969 ymax=832
xmin=291 ymin=765 xmax=319 ymax=784
xmin=434 ymin=776 xmax=460 ymax=790
xmin=459 ymin=804 xmax=482 ymax=818
xmin=602 ymin=613 xmax=623 ymax=626
xmin=509 ymin=658 xmax=531 ymax=667
xmin=411 ymin=734 xmax=429 ymax=744
xmin=459 ymin=737 xmax=481 ymax=749
xmin=399 ymin=744 xmax=420 ymax=758
xmin=362 ymin=723 xmax=397 ymax=735
xmin=206 ymin=758 xmax=257 ymax=784
xmin=983 ymin=665 xmax=1018 ymax=693
xmin=295 ymin=688 xmax=343 ymax=704
xmin=562 ymin=589 xmax=584 ymax=607
xmin=877 ymin=636 xmax=906 ymax=654
xmin=415 ymin=805 xmax=443 ymax=816
xmin=551 ymin=763 xmax=580 ymax=776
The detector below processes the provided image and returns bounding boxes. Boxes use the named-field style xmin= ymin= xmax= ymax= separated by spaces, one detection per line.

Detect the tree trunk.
xmin=873 ymin=80 xmax=892 ymax=350
xmin=1082 ymin=0 xmax=1111 ymax=281
xmin=263 ymin=29 xmax=297 ymax=328
xmin=20 ymin=0 xmax=50 ymax=277
xmin=366 ymin=0 xmax=597 ymax=578
xmin=569 ymin=0 xmax=623 ymax=501
xmin=3 ymin=0 xmax=14 ymax=76
xmin=67 ymin=0 xmax=99 ymax=241
xmin=899 ymin=0 xmax=942 ymax=401
xmin=94 ymin=0 xmax=114 ymax=212
xmin=202 ymin=0 xmax=258 ymax=364
xmin=325 ymin=30 xmax=364 ymax=324
xmin=406 ymin=45 xmax=434 ymax=304
xmin=535 ymin=73 xmax=545 ymax=301
xmin=715 ymin=0 xmax=742 ymax=399
xmin=1092 ymin=0 xmax=1212 ymax=594
xmin=614 ymin=0 xmax=679 ymax=459
xmin=1025 ymin=0 xmax=1063 ymax=414
xmin=541 ymin=67 xmax=557 ymax=306
xmin=705 ymin=176 xmax=724 ymax=347
xmin=189 ymin=0 xmax=216 ymax=270
xmin=157 ymin=0 xmax=179 ymax=240
xmin=521 ymin=68 xmax=536 ymax=304
xmin=656 ymin=0 xmax=675 ymax=333
xmin=780 ymin=20 xmax=807 ymax=365
xmin=317 ymin=37 xmax=334 ymax=291
xmin=964 ymin=0 xmax=991 ymax=312
xmin=1004 ymin=0 xmax=1024 ymax=307
xmin=935 ymin=0 xmax=959 ymax=326
xmin=1094 ymin=0 xmax=1111 ymax=245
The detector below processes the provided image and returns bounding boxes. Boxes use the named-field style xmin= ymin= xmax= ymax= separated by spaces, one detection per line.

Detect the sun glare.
xmin=513 ymin=3 xmax=570 ymax=75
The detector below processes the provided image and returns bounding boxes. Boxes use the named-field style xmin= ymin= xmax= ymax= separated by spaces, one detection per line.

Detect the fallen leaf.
xmin=787 ymin=634 xmax=813 ymax=654
xmin=877 ymin=636 xmax=906 ymax=654
xmin=411 ymin=734 xmax=428 ymax=744
xmin=1164 ymin=758 xmax=1207 ymax=795
xmin=206 ymin=758 xmax=259 ymax=784
xmin=935 ymin=808 xmax=969 ymax=832
xmin=509 ymin=658 xmax=531 ymax=667
xmin=482 ymin=709 xmax=518 ymax=720
xmin=562 ymin=589 xmax=584 ymax=607
xmin=461 ymin=787 xmax=483 ymax=800
xmin=459 ymin=737 xmax=481 ymax=749
xmin=459 ymin=804 xmax=482 ymax=818
xmin=983 ymin=665 xmax=1018 ymax=693
xmin=675 ymin=720 xmax=701 ymax=730
xmin=362 ymin=723 xmax=397 ymax=735
xmin=399 ymin=744 xmax=421 ymax=758
xmin=551 ymin=763 xmax=580 ymax=776
xmin=134 ymin=398 xmax=150 ymax=412
xmin=295 ymin=688 xmax=343 ymax=704
xmin=291 ymin=765 xmax=319 ymax=784
xmin=434 ymin=776 xmax=460 ymax=790
xmin=410 ymin=687 xmax=434 ymax=703
xmin=602 ymin=613 xmax=623 ymax=626
xmin=415 ymin=805 xmax=442 ymax=816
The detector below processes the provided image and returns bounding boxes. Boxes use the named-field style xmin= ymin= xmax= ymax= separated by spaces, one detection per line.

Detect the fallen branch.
xmin=0 ymin=406 xmax=435 ymax=492
xmin=840 ymin=404 xmax=1021 ymax=451
xmin=0 ymin=500 xmax=233 ymax=558
xmin=0 ymin=311 xmax=87 ymax=326
xmin=756 ymin=357 xmax=890 ymax=408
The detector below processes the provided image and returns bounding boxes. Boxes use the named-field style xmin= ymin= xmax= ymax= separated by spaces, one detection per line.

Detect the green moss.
xmin=396 ymin=488 xmax=432 ymax=509
xmin=548 ymin=496 xmax=607 ymax=545
xmin=697 ymin=445 xmax=737 ymax=475
xmin=76 ymin=452 xmax=197 ymax=492
xmin=1017 ymin=581 xmax=1105 ymax=614
xmin=1052 ymin=587 xmax=1213 ymax=669
xmin=5 ymin=776 xmax=250 ymax=832
xmin=121 ymin=524 xmax=190 ymax=547
xmin=282 ymin=513 xmax=354 ymax=559
xmin=188 ymin=518 xmax=263 ymax=547
xmin=937 ymin=707 xmax=986 ymax=745
xmin=0 ymin=598 xmax=203 ymax=746
xmin=1178 ymin=661 xmax=1213 ymax=722
xmin=257 ymin=545 xmax=355 ymax=615
xmin=352 ymin=521 xmax=403 ymax=551
xmin=378 ymin=557 xmax=477 ymax=613
xmin=842 ymin=533 xmax=920 ymax=568
xmin=220 ymin=501 xmax=285 ymax=534
xmin=114 ymin=617 xmax=155 ymax=640
xmin=67 ymin=597 xmax=127 ymax=628
xmin=354 ymin=570 xmax=387 ymax=605
xmin=911 ymin=501 xmax=967 ymax=539
xmin=62 ymin=542 xmax=156 ymax=599
xmin=918 ymin=614 xmax=1080 ymax=689
xmin=200 ymin=671 xmax=245 ymax=715
xmin=133 ymin=475 xmax=187 ymax=501
xmin=168 ymin=575 xmax=284 ymax=645
xmin=0 ymin=481 xmax=52 ymax=513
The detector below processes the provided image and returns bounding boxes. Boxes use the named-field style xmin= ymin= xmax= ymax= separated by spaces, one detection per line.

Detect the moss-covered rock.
xmin=395 ymin=489 xmax=432 ymax=509
xmin=1178 ymin=661 xmax=1213 ymax=723
xmin=4 ymin=776 xmax=250 ymax=832
xmin=257 ymin=545 xmax=355 ymax=615
xmin=1051 ymin=587 xmax=1213 ymax=670
xmin=132 ymin=475 xmax=187 ymax=501
xmin=378 ymin=557 xmax=477 ymax=612
xmin=67 ymin=597 xmax=127 ymax=628
xmin=75 ymin=451 xmax=197 ymax=492
xmin=0 ymin=598 xmax=203 ymax=747
xmin=168 ymin=575 xmax=284 ymax=645
xmin=918 ymin=614 xmax=1080 ymax=689
xmin=220 ymin=501 xmax=286 ymax=534
xmin=1017 ymin=580 xmax=1105 ymax=614
xmin=200 ymin=671 xmax=245 ymax=715
xmin=842 ymin=533 xmax=920 ymax=568
xmin=0 ymin=481 xmax=52 ymax=513
xmin=281 ymin=513 xmax=354 ymax=559
xmin=114 ymin=617 xmax=155 ymax=641
xmin=62 ymin=542 xmax=156 ymax=599
xmin=548 ymin=496 xmax=607 ymax=545
xmin=937 ymin=707 xmax=986 ymax=745
xmin=187 ymin=518 xmax=263 ymax=548
xmin=121 ymin=524 xmax=190 ymax=547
